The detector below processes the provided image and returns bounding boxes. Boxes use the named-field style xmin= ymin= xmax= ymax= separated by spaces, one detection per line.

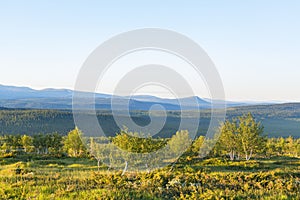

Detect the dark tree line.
xmin=1 ymin=113 xmax=300 ymax=165
xmin=2 ymin=106 xmax=300 ymax=138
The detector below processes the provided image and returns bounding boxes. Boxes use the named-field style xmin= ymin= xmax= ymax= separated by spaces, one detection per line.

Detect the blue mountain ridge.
xmin=0 ymin=84 xmax=273 ymax=110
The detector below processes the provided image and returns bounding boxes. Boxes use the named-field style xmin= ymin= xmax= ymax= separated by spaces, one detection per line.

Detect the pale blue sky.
xmin=0 ymin=1 xmax=299 ymax=101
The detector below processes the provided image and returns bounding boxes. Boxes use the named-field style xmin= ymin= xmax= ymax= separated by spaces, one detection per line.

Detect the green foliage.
xmin=0 ymin=109 xmax=75 ymax=135
xmin=0 ymin=156 xmax=299 ymax=199
xmin=216 ymin=113 xmax=266 ymax=160
xmin=63 ymin=127 xmax=87 ymax=157
xmin=32 ymin=133 xmax=63 ymax=155
xmin=168 ymin=130 xmax=192 ymax=155
xmin=1 ymin=104 xmax=300 ymax=138
xmin=89 ymin=137 xmax=114 ymax=170
xmin=112 ymin=129 xmax=167 ymax=154
xmin=218 ymin=119 xmax=239 ymax=160
xmin=266 ymin=136 xmax=300 ymax=157
xmin=238 ymin=113 xmax=265 ymax=160
xmin=21 ymin=135 xmax=33 ymax=153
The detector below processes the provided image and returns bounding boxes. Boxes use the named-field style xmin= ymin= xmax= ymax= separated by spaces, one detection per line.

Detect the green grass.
xmin=0 ymin=155 xmax=299 ymax=199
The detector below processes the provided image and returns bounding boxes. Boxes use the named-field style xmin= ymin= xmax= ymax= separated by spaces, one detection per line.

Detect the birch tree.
xmin=238 ymin=113 xmax=265 ymax=160
xmin=63 ymin=127 xmax=86 ymax=157
xmin=218 ymin=120 xmax=239 ymax=160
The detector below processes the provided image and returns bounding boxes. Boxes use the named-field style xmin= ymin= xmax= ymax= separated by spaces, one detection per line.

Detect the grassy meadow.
xmin=0 ymin=154 xmax=299 ymax=200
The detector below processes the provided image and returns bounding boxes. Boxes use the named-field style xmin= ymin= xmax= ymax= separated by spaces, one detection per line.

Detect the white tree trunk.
xmin=97 ymin=159 xmax=101 ymax=171
xmin=229 ymin=150 xmax=235 ymax=160
xmin=121 ymin=161 xmax=128 ymax=176
xmin=245 ymin=149 xmax=253 ymax=161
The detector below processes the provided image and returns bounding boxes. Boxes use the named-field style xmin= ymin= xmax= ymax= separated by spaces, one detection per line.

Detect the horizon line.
xmin=0 ymin=83 xmax=299 ymax=103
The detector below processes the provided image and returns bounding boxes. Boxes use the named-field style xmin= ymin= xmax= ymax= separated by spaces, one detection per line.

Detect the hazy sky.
xmin=0 ymin=1 xmax=299 ymax=101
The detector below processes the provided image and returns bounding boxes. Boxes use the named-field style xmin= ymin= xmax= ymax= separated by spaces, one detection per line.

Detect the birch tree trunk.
xmin=97 ymin=159 xmax=101 ymax=171
xmin=229 ymin=150 xmax=235 ymax=160
xmin=122 ymin=161 xmax=128 ymax=176
xmin=246 ymin=149 xmax=253 ymax=161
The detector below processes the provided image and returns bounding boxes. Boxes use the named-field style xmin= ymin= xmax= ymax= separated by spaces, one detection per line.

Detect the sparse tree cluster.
xmin=215 ymin=113 xmax=266 ymax=160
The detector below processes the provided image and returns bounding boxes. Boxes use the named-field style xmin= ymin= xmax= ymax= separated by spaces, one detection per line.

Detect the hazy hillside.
xmin=0 ymin=103 xmax=300 ymax=138
xmin=0 ymin=84 xmax=265 ymax=110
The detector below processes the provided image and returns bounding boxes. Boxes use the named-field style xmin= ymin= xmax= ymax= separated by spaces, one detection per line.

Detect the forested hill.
xmin=0 ymin=103 xmax=300 ymax=138
xmin=226 ymin=103 xmax=300 ymax=118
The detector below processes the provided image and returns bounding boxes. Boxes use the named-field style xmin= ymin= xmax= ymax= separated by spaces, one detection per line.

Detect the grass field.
xmin=1 ymin=155 xmax=299 ymax=199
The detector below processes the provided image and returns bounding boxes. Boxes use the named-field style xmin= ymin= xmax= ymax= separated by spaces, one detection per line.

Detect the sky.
xmin=0 ymin=1 xmax=299 ymax=101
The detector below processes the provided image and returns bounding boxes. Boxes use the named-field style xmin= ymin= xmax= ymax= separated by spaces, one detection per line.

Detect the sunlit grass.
xmin=0 ymin=155 xmax=299 ymax=199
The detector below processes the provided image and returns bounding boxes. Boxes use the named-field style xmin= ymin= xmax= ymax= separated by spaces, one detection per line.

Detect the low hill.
xmin=0 ymin=103 xmax=300 ymax=138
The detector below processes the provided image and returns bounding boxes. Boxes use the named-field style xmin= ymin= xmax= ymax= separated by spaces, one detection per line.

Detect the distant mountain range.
xmin=0 ymin=84 xmax=300 ymax=137
xmin=0 ymin=84 xmax=277 ymax=110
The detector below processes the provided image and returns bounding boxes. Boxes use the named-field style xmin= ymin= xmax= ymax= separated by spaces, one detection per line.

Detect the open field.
xmin=0 ymin=155 xmax=299 ymax=199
